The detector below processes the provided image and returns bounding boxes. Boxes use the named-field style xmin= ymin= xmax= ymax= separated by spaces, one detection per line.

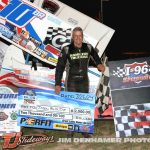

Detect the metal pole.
xmin=100 ymin=0 xmax=103 ymax=23
xmin=100 ymin=0 xmax=109 ymax=23
xmin=100 ymin=0 xmax=109 ymax=61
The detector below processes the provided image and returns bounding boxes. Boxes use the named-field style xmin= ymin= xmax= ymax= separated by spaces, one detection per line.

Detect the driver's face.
xmin=72 ymin=31 xmax=83 ymax=48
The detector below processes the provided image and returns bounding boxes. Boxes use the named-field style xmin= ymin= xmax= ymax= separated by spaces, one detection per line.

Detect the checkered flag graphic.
xmin=113 ymin=67 xmax=126 ymax=77
xmin=114 ymin=103 xmax=150 ymax=137
xmin=43 ymin=27 xmax=72 ymax=49
xmin=96 ymin=56 xmax=110 ymax=114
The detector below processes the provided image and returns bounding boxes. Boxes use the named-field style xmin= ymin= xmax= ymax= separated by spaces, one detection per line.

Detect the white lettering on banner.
xmin=57 ymin=138 xmax=150 ymax=143
xmin=57 ymin=138 xmax=122 ymax=143
xmin=124 ymin=138 xmax=150 ymax=143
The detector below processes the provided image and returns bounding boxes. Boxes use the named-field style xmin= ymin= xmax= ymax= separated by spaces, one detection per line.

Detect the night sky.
xmin=59 ymin=0 xmax=150 ymax=61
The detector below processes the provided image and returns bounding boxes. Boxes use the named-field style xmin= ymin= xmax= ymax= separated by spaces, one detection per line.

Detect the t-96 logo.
xmin=0 ymin=0 xmax=45 ymax=27
xmin=113 ymin=61 xmax=150 ymax=84
xmin=125 ymin=62 xmax=150 ymax=76
xmin=113 ymin=62 xmax=150 ymax=77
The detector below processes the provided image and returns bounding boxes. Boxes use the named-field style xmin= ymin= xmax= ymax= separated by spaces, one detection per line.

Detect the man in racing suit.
xmin=55 ymin=27 xmax=105 ymax=137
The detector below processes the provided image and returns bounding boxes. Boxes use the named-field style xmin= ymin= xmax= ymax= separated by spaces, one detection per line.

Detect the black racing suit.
xmin=55 ymin=43 xmax=102 ymax=93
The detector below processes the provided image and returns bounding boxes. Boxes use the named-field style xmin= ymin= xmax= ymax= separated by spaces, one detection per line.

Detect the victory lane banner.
xmin=18 ymin=88 xmax=95 ymax=133
xmin=109 ymin=57 xmax=150 ymax=137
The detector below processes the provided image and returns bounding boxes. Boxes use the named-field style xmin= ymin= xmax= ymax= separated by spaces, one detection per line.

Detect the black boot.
xmin=66 ymin=131 xmax=74 ymax=138
xmin=81 ymin=132 xmax=92 ymax=138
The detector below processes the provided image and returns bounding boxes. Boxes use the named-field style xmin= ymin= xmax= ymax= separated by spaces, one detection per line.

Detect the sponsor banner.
xmin=109 ymin=57 xmax=150 ymax=107
xmin=0 ymin=0 xmax=73 ymax=66
xmin=0 ymin=87 xmax=20 ymax=136
xmin=18 ymin=88 xmax=95 ymax=133
xmin=109 ymin=57 xmax=150 ymax=137
xmin=109 ymin=57 xmax=150 ymax=91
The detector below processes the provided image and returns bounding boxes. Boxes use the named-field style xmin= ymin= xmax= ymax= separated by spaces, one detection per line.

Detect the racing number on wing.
xmin=0 ymin=0 xmax=45 ymax=27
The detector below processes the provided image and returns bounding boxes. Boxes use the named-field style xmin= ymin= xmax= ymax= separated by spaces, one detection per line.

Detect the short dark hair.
xmin=72 ymin=27 xmax=83 ymax=39
xmin=72 ymin=26 xmax=83 ymax=33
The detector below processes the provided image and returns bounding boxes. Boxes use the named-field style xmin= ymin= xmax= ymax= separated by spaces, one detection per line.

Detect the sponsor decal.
xmin=0 ymin=112 xmax=8 ymax=121
xmin=0 ymin=23 xmax=14 ymax=38
xmin=20 ymin=118 xmax=51 ymax=126
xmin=68 ymin=17 xmax=78 ymax=25
xmin=23 ymin=89 xmax=36 ymax=104
xmin=10 ymin=111 xmax=18 ymax=120
xmin=123 ymin=62 xmax=150 ymax=83
xmin=70 ymin=52 xmax=88 ymax=60
xmin=43 ymin=27 xmax=71 ymax=50
xmin=0 ymin=0 xmax=46 ymax=28
xmin=45 ymin=44 xmax=60 ymax=56
xmin=53 ymin=123 xmax=69 ymax=130
xmin=2 ymin=132 xmax=54 ymax=149
xmin=12 ymin=30 xmax=42 ymax=48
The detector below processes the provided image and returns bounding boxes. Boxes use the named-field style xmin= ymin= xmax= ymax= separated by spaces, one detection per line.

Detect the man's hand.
xmin=97 ymin=64 xmax=105 ymax=73
xmin=55 ymin=85 xmax=61 ymax=94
